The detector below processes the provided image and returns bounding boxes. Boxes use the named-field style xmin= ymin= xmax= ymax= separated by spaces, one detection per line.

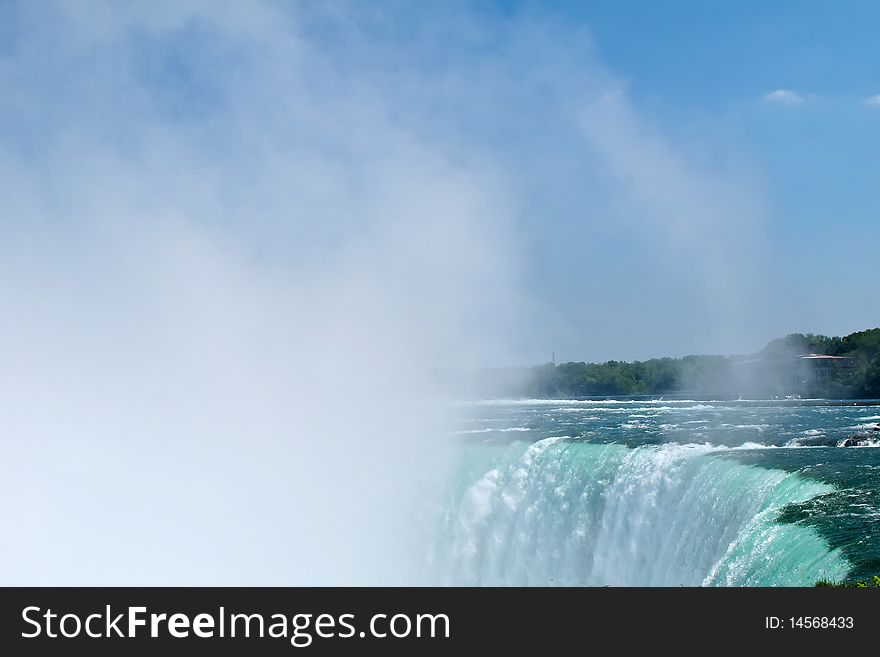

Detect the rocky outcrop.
xmin=839 ymin=433 xmax=880 ymax=447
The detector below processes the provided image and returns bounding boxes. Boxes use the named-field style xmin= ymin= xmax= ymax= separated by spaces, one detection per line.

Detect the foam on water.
xmin=848 ymin=423 xmax=880 ymax=431
xmin=460 ymin=399 xmax=716 ymax=407
xmin=454 ymin=427 xmax=533 ymax=434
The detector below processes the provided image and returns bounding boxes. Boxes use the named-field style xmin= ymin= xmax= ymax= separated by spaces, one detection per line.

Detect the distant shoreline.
xmin=464 ymin=397 xmax=880 ymax=407
xmin=460 ymin=328 xmax=880 ymax=400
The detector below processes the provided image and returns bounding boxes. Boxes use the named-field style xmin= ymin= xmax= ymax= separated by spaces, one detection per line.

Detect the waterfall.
xmin=433 ymin=437 xmax=850 ymax=586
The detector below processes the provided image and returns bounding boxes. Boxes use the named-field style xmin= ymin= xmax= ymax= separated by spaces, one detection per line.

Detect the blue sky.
xmin=1 ymin=1 xmax=878 ymax=365
xmin=488 ymin=0 xmax=880 ymax=359
xmin=566 ymin=0 xmax=880 ymax=241
xmin=548 ymin=1 xmax=880 ymax=104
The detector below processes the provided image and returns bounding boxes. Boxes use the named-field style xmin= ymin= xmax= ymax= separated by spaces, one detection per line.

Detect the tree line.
xmin=467 ymin=328 xmax=880 ymax=399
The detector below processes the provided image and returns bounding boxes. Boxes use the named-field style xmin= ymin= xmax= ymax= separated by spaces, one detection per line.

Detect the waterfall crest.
xmin=434 ymin=438 xmax=850 ymax=586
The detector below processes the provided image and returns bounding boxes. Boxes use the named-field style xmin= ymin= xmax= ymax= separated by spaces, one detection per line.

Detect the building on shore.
xmin=733 ymin=353 xmax=853 ymax=397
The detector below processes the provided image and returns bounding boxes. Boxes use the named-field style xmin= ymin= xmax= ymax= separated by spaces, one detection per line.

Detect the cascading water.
xmin=432 ymin=437 xmax=851 ymax=586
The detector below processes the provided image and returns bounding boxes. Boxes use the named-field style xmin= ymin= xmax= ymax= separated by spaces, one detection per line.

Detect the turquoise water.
xmin=433 ymin=399 xmax=880 ymax=586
